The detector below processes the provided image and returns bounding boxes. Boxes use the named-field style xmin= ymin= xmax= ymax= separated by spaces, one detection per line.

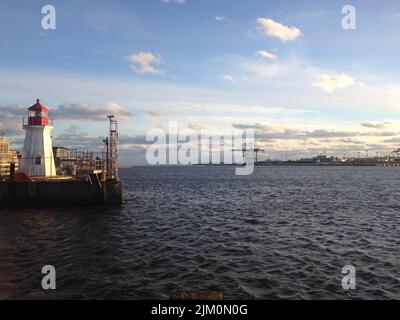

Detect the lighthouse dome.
xmin=28 ymin=99 xmax=49 ymax=126
xmin=28 ymin=98 xmax=49 ymax=111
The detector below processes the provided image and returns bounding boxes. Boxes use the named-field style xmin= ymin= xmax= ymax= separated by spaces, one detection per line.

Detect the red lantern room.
xmin=28 ymin=99 xmax=49 ymax=126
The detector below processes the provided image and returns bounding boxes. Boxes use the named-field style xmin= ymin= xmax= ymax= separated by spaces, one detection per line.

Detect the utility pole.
xmin=107 ymin=115 xmax=119 ymax=181
xmin=103 ymin=137 xmax=109 ymax=180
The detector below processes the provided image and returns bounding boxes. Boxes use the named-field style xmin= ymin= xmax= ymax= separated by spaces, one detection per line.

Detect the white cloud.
xmin=126 ymin=52 xmax=163 ymax=75
xmin=191 ymin=103 xmax=207 ymax=110
xmin=201 ymin=103 xmax=311 ymax=116
xmin=54 ymin=101 xmax=133 ymax=121
xmin=361 ymin=120 xmax=393 ymax=129
xmin=187 ymin=122 xmax=202 ymax=131
xmin=255 ymin=50 xmax=277 ymax=60
xmin=257 ymin=18 xmax=302 ymax=42
xmin=221 ymin=74 xmax=236 ymax=83
xmin=161 ymin=0 xmax=185 ymax=4
xmin=105 ymin=101 xmax=134 ymax=120
xmin=146 ymin=109 xmax=168 ymax=117
xmin=215 ymin=15 xmax=228 ymax=22
xmin=218 ymin=54 xmax=305 ymax=80
xmin=312 ymin=74 xmax=355 ymax=93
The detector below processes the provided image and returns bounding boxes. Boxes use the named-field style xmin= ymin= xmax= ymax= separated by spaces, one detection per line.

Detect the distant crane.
xmin=232 ymin=143 xmax=265 ymax=163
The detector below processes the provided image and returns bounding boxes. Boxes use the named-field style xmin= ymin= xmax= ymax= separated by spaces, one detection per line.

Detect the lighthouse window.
xmin=35 ymin=157 xmax=42 ymax=165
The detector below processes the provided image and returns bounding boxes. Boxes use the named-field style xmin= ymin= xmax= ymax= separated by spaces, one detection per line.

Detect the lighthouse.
xmin=19 ymin=99 xmax=56 ymax=177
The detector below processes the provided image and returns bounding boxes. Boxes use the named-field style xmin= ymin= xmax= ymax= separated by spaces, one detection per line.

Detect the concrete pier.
xmin=0 ymin=179 xmax=122 ymax=208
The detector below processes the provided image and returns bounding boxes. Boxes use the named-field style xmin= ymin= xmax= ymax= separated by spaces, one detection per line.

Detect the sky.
xmin=1 ymin=0 xmax=400 ymax=164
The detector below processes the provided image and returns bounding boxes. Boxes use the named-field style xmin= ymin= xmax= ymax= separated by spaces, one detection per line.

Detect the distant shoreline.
xmin=119 ymin=163 xmax=400 ymax=168
xmin=195 ymin=162 xmax=400 ymax=167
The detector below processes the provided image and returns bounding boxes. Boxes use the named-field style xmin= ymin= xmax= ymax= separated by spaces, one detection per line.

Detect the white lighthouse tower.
xmin=19 ymin=99 xmax=56 ymax=177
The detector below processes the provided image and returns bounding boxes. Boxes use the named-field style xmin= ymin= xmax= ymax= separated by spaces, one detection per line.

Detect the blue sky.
xmin=1 ymin=0 xmax=400 ymax=164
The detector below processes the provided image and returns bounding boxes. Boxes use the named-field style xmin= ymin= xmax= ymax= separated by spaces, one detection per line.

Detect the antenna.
xmin=106 ymin=115 xmax=119 ymax=180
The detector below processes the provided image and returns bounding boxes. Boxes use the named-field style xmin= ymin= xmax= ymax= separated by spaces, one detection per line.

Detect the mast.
xmin=106 ymin=115 xmax=119 ymax=181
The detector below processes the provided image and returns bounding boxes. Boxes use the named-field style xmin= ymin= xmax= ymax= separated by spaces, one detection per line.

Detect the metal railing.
xmin=22 ymin=118 xmax=54 ymax=126
xmin=8 ymin=150 xmax=109 ymax=181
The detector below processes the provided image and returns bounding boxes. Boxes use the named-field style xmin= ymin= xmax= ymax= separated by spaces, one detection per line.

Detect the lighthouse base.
xmin=0 ymin=179 xmax=122 ymax=208
xmin=20 ymin=125 xmax=56 ymax=177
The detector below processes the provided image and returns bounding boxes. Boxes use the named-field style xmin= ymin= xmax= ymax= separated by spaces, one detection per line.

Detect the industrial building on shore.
xmin=0 ymin=138 xmax=19 ymax=178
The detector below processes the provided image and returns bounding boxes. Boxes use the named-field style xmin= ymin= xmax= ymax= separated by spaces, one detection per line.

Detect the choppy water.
xmin=1 ymin=166 xmax=400 ymax=299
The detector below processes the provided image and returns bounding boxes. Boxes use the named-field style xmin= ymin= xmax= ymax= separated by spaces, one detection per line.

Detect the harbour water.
xmin=1 ymin=166 xmax=400 ymax=299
